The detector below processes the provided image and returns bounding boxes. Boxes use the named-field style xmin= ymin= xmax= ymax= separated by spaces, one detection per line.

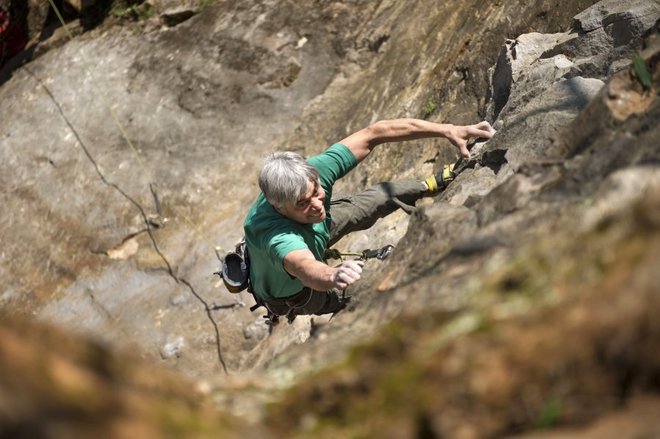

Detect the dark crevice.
xmin=481 ymin=148 xmax=508 ymax=171
xmin=87 ymin=228 xmax=149 ymax=257
xmin=88 ymin=290 xmax=113 ymax=320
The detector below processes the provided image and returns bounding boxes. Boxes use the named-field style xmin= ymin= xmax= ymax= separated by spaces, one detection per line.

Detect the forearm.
xmin=284 ymin=250 xmax=339 ymax=291
xmin=341 ymin=119 xmax=495 ymax=161
xmin=341 ymin=118 xmax=456 ymax=162
xmin=365 ymin=119 xmax=455 ymax=147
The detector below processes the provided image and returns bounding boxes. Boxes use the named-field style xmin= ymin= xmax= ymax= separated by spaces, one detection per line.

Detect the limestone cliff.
xmin=0 ymin=0 xmax=659 ymax=437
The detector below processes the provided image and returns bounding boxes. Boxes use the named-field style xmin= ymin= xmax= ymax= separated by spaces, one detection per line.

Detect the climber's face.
xmin=275 ymin=179 xmax=326 ymax=224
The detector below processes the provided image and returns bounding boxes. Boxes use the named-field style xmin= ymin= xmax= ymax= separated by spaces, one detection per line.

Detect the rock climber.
xmin=243 ymin=118 xmax=495 ymax=320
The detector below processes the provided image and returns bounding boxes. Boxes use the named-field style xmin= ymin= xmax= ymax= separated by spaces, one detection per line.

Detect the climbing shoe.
xmin=425 ymin=163 xmax=456 ymax=194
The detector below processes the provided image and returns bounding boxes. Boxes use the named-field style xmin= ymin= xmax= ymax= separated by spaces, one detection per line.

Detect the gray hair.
xmin=259 ymin=151 xmax=319 ymax=207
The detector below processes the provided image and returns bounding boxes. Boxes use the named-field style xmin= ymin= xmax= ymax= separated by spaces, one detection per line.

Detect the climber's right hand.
xmin=331 ymin=260 xmax=364 ymax=289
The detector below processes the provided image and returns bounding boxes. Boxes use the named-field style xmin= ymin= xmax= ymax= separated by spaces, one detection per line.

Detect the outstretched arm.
xmin=339 ymin=118 xmax=495 ymax=162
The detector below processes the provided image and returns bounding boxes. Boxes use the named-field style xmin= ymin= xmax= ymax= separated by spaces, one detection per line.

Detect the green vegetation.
xmin=422 ymin=97 xmax=438 ymax=118
xmin=200 ymin=0 xmax=218 ymax=9
xmin=110 ymin=1 xmax=153 ymax=21
xmin=536 ymin=399 xmax=563 ymax=428
xmin=283 ymin=62 xmax=302 ymax=87
xmin=632 ymin=54 xmax=652 ymax=90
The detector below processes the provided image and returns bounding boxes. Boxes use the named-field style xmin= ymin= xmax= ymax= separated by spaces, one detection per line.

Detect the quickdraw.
xmin=324 ymin=244 xmax=394 ymax=262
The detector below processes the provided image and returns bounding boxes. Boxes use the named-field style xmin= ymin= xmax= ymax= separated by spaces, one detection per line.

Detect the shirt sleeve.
xmin=308 ymin=143 xmax=357 ymax=190
xmin=266 ymin=229 xmax=309 ymax=266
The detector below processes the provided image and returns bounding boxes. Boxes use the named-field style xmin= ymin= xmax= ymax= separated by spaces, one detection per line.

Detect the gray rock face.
xmin=259 ymin=0 xmax=660 ymax=397
xmin=1 ymin=0 xmax=381 ymax=378
xmin=551 ymin=0 xmax=660 ymax=79
xmin=481 ymin=0 xmax=659 ymax=175
xmin=1 ymin=1 xmax=659 ymax=433
xmin=573 ymin=0 xmax=660 ymax=33
xmin=160 ymin=335 xmax=185 ymax=359
xmin=0 ymin=0 xmax=599 ymax=378
xmin=488 ymin=0 xmax=660 ymax=122
xmin=243 ymin=317 xmax=269 ymax=341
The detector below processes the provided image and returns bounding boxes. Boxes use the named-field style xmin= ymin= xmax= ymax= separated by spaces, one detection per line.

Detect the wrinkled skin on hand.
xmin=331 ymin=260 xmax=364 ymax=289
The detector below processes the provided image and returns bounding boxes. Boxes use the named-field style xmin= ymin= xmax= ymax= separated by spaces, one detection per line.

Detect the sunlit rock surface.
xmin=0 ymin=0 xmax=659 ymax=437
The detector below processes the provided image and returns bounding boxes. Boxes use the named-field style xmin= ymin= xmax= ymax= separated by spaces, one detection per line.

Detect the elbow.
xmin=363 ymin=121 xmax=389 ymax=148
xmin=368 ymin=120 xmax=389 ymax=136
xmin=369 ymin=119 xmax=419 ymax=141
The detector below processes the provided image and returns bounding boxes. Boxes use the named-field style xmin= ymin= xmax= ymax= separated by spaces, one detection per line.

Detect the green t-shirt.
xmin=244 ymin=143 xmax=357 ymax=301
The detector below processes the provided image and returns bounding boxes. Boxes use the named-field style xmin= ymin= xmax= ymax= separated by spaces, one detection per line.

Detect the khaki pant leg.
xmin=328 ymin=180 xmax=427 ymax=246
